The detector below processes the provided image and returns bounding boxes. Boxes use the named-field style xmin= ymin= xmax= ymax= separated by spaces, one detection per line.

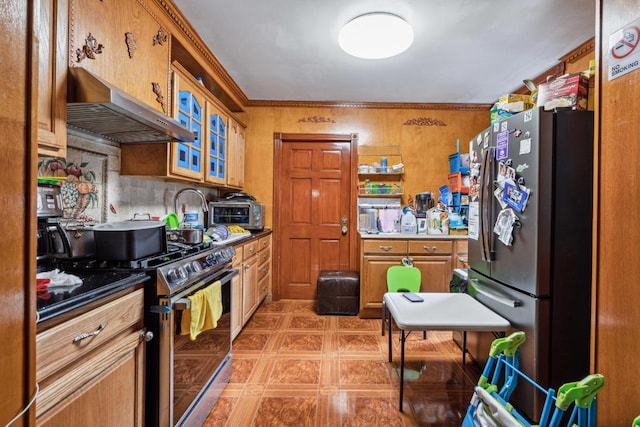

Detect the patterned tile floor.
xmin=203 ymin=300 xmax=482 ymax=427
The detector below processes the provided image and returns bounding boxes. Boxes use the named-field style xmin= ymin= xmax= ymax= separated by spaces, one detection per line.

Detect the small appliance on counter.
xmin=209 ymin=192 xmax=265 ymax=230
xmin=415 ymin=192 xmax=435 ymax=217
xmin=36 ymin=182 xmax=72 ymax=267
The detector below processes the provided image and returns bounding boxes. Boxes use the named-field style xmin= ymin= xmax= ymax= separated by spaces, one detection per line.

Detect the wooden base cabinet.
xmin=36 ymin=289 xmax=146 ymax=425
xmin=241 ymin=239 xmax=260 ymax=323
xmin=231 ymin=249 xmax=243 ymax=340
xmin=359 ymin=238 xmax=456 ymax=318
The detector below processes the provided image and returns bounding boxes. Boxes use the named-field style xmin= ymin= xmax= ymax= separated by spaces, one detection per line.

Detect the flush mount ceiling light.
xmin=338 ymin=12 xmax=414 ymax=59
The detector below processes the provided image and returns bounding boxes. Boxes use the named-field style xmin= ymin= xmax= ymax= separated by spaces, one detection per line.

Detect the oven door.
xmin=158 ymin=268 xmax=237 ymax=427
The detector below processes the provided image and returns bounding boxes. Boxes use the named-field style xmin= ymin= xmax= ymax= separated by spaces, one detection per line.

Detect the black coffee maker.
xmin=415 ymin=192 xmax=435 ymax=217
xmin=36 ymin=183 xmax=71 ymax=266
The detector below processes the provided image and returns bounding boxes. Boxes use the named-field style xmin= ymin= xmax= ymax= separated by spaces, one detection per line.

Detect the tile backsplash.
xmin=38 ymin=132 xmax=220 ymax=226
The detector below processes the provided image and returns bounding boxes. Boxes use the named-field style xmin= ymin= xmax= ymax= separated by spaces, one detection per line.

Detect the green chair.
xmin=382 ymin=265 xmax=426 ymax=339
xmin=387 ymin=265 xmax=421 ymax=293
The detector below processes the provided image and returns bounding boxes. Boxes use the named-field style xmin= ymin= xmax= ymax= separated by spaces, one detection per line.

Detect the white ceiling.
xmin=172 ymin=0 xmax=595 ymax=105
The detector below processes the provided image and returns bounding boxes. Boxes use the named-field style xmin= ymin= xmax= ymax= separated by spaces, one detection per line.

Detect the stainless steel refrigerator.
xmin=466 ymin=108 xmax=594 ymax=422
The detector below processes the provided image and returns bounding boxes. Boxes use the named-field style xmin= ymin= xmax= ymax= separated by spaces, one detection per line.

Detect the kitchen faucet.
xmin=174 ymin=188 xmax=209 ymax=227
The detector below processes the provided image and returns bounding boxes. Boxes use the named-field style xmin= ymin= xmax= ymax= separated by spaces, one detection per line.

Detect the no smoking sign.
xmin=609 ymin=19 xmax=640 ymax=80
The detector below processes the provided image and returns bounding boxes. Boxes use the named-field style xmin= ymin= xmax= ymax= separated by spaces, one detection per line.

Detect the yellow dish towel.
xmin=180 ymin=280 xmax=223 ymax=340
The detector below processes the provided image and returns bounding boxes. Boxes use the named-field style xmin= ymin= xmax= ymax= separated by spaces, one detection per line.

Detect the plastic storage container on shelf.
xmin=448 ymin=172 xmax=470 ymax=194
xmin=449 ymin=152 xmax=470 ymax=174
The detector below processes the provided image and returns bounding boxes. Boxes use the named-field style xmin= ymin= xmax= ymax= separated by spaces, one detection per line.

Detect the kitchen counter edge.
xmin=359 ymin=232 xmax=468 ymax=240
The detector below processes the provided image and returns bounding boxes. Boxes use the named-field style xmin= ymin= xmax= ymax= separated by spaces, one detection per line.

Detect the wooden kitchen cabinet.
xmin=359 ymin=238 xmax=454 ymax=318
xmin=454 ymin=239 xmax=469 ymax=269
xmin=205 ymin=99 xmax=229 ymax=186
xmin=241 ymin=240 xmax=260 ymax=324
xmin=227 ymin=117 xmax=246 ymax=189
xmin=257 ymin=234 xmax=272 ymax=302
xmin=36 ymin=0 xmax=68 ymax=158
xmin=231 ymin=247 xmax=243 ymax=340
xmin=68 ymin=0 xmax=171 ymax=113
xmin=120 ymin=62 xmax=243 ymax=188
xmin=36 ymin=289 xmax=146 ymax=425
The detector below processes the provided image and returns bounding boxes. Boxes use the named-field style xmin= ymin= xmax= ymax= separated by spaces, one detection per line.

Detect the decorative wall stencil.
xmin=76 ymin=33 xmax=104 ymax=62
xmin=152 ymin=82 xmax=167 ymax=113
xmin=403 ymin=117 xmax=447 ymax=126
xmin=37 ymin=149 xmax=107 ymax=222
xmin=297 ymin=115 xmax=336 ymax=123
xmin=125 ymin=32 xmax=137 ymax=58
xmin=153 ymin=27 xmax=168 ymax=46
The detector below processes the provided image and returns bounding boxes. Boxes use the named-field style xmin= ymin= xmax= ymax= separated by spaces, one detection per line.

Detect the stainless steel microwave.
xmin=208 ymin=201 xmax=265 ymax=230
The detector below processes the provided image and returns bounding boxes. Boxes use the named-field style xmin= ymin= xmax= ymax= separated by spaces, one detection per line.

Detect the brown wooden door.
xmin=274 ymin=134 xmax=357 ymax=300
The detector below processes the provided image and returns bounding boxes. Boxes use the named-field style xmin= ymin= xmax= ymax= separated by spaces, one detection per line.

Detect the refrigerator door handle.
xmin=470 ymin=279 xmax=521 ymax=307
xmin=479 ymin=147 xmax=495 ymax=261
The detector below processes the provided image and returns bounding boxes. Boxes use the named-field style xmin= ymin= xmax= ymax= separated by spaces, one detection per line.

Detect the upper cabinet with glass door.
xmin=170 ymin=67 xmax=206 ymax=181
xmin=205 ymin=101 xmax=228 ymax=186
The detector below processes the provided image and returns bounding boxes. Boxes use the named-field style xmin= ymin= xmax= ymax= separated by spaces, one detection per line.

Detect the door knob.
xmin=341 ymin=216 xmax=348 ymax=235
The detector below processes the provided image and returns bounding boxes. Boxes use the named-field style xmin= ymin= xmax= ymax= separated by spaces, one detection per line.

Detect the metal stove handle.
xmin=174 ymin=298 xmax=191 ymax=311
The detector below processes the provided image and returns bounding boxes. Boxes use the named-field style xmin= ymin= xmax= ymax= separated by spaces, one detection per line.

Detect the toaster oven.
xmin=208 ymin=200 xmax=264 ymax=230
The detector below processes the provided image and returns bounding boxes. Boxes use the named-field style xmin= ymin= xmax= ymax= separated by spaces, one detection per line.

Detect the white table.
xmin=382 ymin=292 xmax=510 ymax=412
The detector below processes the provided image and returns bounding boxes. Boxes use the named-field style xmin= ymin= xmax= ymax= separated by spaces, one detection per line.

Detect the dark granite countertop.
xmin=37 ymin=270 xmax=151 ymax=325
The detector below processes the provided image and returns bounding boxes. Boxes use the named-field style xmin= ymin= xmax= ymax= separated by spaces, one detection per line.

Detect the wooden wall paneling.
xmin=594 ymin=1 xmax=640 ymax=423
xmin=0 ymin=0 xmax=37 ymax=425
xmin=244 ymin=106 xmax=489 ymax=229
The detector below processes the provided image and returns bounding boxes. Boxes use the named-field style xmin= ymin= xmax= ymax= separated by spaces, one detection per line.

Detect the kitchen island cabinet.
xmin=359 ymin=234 xmax=467 ymax=318
xmin=36 ymin=288 xmax=147 ymax=425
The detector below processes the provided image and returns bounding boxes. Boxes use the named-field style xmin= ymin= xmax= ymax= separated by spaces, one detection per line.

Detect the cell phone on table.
xmin=402 ymin=292 xmax=423 ymax=302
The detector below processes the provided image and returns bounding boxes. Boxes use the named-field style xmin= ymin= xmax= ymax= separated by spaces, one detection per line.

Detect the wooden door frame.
xmin=272 ymin=133 xmax=359 ymax=301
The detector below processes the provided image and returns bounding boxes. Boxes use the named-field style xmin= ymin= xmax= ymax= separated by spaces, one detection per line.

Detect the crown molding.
xmin=156 ymin=0 xmax=249 ymax=107
xmin=560 ymin=37 xmax=595 ymax=64
xmin=245 ymin=99 xmax=492 ymax=111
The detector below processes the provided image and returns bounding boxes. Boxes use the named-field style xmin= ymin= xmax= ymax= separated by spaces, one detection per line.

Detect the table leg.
xmin=462 ymin=330 xmax=467 ymax=365
xmin=400 ymin=330 xmax=406 ymax=412
xmin=388 ymin=311 xmax=393 ymax=363
xmin=381 ymin=299 xmax=386 ymax=336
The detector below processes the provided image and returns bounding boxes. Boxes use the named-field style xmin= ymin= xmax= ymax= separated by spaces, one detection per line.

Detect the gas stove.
xmin=155 ymin=244 xmax=236 ymax=296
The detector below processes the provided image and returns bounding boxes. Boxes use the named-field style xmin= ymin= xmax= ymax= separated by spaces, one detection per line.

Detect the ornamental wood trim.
xmin=246 ymin=100 xmax=492 ymax=111
xmin=560 ymin=37 xmax=595 ymax=64
xmin=154 ymin=0 xmax=249 ymax=107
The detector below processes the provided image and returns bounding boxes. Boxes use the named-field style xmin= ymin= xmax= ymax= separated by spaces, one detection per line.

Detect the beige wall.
xmin=242 ymin=106 xmax=489 ymax=227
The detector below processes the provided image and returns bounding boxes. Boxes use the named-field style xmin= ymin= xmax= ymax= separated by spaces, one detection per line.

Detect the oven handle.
xmin=169 ymin=268 xmax=239 ymax=302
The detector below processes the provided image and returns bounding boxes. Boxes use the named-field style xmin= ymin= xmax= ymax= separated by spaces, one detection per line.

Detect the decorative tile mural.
xmin=37 ymin=147 xmax=108 ymax=222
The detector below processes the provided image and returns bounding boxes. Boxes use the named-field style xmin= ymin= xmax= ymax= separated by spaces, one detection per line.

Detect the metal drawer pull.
xmin=423 ymin=245 xmax=438 ymax=251
xmin=379 ymin=245 xmax=393 ymax=251
xmin=73 ymin=322 xmax=108 ymax=343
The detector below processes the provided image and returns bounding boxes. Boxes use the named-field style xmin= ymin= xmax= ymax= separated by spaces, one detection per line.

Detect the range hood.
xmin=67 ymin=67 xmax=195 ymax=144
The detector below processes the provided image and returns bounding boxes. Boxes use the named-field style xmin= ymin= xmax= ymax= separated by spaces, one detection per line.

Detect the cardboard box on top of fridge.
xmin=536 ymin=72 xmax=589 ymax=111
xmin=496 ymin=94 xmax=535 ymax=113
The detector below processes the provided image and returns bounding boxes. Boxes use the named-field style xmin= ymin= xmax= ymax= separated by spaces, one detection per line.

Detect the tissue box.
xmin=537 ymin=73 xmax=589 ymax=111
xmin=497 ymin=94 xmax=534 ymax=113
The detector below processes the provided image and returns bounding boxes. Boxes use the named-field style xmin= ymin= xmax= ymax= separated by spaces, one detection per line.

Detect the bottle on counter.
xmin=401 ymin=210 xmax=417 ymax=234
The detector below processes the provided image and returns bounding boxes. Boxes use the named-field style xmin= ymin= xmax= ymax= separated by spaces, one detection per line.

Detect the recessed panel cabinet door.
xmin=69 ymin=0 xmax=171 ymax=112
xmin=36 ymin=0 xmax=68 ymax=157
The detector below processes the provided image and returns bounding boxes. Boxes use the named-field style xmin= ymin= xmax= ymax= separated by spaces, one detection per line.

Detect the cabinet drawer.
xmin=455 ymin=239 xmax=468 ymax=254
xmin=258 ymin=234 xmax=271 ymax=252
xmin=259 ymin=247 xmax=271 ymax=265
xmin=243 ymin=240 xmax=259 ymax=260
xmin=362 ymin=240 xmax=408 ymax=254
xmin=36 ymin=288 xmax=144 ymax=383
xmin=408 ymin=240 xmax=453 ymax=255
xmin=258 ymin=259 xmax=270 ymax=281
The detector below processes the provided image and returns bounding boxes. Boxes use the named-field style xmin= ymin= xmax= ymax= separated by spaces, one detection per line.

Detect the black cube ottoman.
xmin=317 ymin=270 xmax=360 ymax=315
